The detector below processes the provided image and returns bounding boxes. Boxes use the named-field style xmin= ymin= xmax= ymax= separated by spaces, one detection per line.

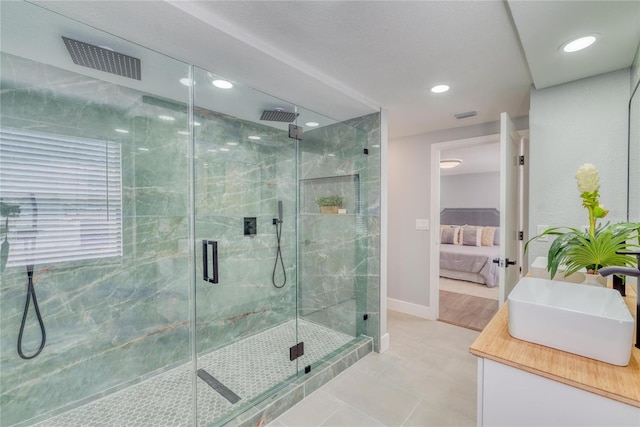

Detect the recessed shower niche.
xmin=0 ymin=2 xmax=381 ymax=426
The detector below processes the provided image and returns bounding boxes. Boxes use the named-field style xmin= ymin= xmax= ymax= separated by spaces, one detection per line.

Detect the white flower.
xmin=576 ymin=163 xmax=600 ymax=193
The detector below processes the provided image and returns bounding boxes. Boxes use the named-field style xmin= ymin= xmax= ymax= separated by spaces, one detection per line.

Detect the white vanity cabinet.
xmin=476 ymin=358 xmax=640 ymax=426
xmin=470 ymin=299 xmax=640 ymax=427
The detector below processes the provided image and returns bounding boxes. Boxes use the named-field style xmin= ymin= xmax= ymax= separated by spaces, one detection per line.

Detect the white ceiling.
xmin=441 ymin=142 xmax=500 ymax=176
xmin=20 ymin=0 xmax=640 ymax=139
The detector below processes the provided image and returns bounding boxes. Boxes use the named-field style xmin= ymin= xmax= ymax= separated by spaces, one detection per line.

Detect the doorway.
xmin=429 ymin=127 xmax=529 ymax=328
xmin=431 ymin=136 xmax=500 ymax=330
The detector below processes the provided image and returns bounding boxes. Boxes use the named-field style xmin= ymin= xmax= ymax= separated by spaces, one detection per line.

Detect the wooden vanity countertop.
xmin=469 ymin=283 xmax=640 ymax=408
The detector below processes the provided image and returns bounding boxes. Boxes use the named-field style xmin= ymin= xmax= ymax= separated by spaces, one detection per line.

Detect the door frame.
xmin=429 ymin=133 xmax=501 ymax=321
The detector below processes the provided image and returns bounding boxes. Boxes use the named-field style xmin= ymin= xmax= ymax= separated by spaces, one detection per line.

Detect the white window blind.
xmin=0 ymin=127 xmax=122 ymax=266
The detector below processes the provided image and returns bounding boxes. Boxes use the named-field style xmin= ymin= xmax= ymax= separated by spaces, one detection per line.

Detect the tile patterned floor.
xmin=269 ymin=310 xmax=480 ymax=427
xmin=34 ymin=319 xmax=354 ymax=427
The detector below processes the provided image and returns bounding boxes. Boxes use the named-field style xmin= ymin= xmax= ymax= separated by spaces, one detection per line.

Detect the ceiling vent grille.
xmin=454 ymin=110 xmax=478 ymax=119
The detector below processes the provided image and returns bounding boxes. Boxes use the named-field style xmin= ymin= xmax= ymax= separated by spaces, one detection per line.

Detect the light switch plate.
xmin=536 ymin=225 xmax=549 ymax=241
xmin=416 ymin=219 xmax=429 ymax=230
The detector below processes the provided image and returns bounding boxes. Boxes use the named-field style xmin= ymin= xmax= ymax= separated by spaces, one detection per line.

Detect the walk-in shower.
xmin=0 ymin=2 xmax=380 ymax=426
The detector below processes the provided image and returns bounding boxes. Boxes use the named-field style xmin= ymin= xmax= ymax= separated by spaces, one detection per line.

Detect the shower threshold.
xmin=32 ymin=319 xmax=359 ymax=427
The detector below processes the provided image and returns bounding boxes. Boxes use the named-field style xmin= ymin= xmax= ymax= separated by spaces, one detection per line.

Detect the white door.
xmin=499 ymin=112 xmax=521 ymax=305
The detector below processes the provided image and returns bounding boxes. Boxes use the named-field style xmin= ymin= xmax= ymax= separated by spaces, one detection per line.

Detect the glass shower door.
xmin=295 ymin=107 xmax=370 ymax=369
xmin=192 ymin=67 xmax=300 ymax=425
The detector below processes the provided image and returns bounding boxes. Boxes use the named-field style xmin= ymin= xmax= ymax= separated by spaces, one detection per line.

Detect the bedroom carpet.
xmin=438 ymin=290 xmax=498 ymax=332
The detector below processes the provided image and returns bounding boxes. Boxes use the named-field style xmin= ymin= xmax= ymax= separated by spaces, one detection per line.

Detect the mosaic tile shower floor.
xmin=33 ymin=319 xmax=354 ymax=427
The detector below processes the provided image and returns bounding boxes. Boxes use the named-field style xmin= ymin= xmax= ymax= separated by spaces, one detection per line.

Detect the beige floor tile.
xmin=275 ymin=390 xmax=343 ymax=427
xmin=402 ymin=399 xmax=475 ymax=427
xmin=351 ymin=351 xmax=398 ymax=377
xmin=319 ymin=404 xmax=385 ymax=427
xmin=271 ymin=311 xmax=480 ymax=427
xmin=324 ymin=368 xmax=420 ymax=426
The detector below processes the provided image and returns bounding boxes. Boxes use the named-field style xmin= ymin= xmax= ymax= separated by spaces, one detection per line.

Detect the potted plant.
xmin=525 ymin=163 xmax=640 ymax=285
xmin=316 ymin=195 xmax=344 ymax=214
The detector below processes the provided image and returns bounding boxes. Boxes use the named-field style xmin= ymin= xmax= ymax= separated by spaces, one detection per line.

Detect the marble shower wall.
xmin=298 ymin=112 xmax=380 ymax=349
xmin=0 ymin=54 xmax=192 ymax=426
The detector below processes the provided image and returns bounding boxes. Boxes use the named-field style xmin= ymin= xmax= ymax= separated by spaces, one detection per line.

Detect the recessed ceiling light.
xmin=372 ymin=144 xmax=380 ymax=148
xmin=212 ymin=79 xmax=233 ymax=89
xmin=158 ymin=115 xmax=175 ymax=121
xmin=561 ymin=35 xmax=597 ymax=53
xmin=440 ymin=159 xmax=462 ymax=169
xmin=180 ymin=78 xmax=194 ymax=86
xmin=115 ymin=128 xmax=129 ymax=134
xmin=305 ymin=122 xmax=319 ymax=127
xmin=248 ymin=135 xmax=261 ymax=140
xmin=193 ymin=121 xmax=201 ymax=127
xmin=178 ymin=131 xmax=189 ymax=135
xmin=430 ymin=84 xmax=450 ymax=94
xmin=207 ymin=149 xmax=217 ymax=153
xmin=220 ymin=147 xmax=230 ymax=152
xmin=226 ymin=141 xmax=238 ymax=146
xmin=327 ymin=153 xmax=336 ymax=157
xmin=138 ymin=147 xmax=149 ymax=152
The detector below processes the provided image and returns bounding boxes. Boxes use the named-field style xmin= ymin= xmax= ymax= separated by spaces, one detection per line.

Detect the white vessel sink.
xmin=508 ymin=277 xmax=634 ymax=366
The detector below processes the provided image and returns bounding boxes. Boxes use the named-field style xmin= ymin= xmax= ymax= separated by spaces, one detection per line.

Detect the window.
xmin=0 ymin=127 xmax=122 ymax=266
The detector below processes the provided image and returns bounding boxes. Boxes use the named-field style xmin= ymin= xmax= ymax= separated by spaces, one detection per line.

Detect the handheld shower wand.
xmin=18 ymin=194 xmax=46 ymax=359
xmin=272 ymin=201 xmax=286 ymax=288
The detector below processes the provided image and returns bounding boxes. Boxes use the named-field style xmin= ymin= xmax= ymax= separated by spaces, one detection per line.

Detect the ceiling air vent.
xmin=454 ymin=110 xmax=478 ymax=119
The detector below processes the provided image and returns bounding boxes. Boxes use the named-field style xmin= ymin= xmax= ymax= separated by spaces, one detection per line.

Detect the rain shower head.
xmin=260 ymin=110 xmax=299 ymax=123
xmin=62 ymin=36 xmax=141 ymax=80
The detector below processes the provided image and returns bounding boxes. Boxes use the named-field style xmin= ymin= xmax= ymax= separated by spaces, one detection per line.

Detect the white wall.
xmin=527 ymin=69 xmax=631 ymax=263
xmin=632 ymin=42 xmax=640 ymax=90
xmin=388 ymin=117 xmax=528 ymax=308
xmin=441 ymin=172 xmax=500 ymax=211
xmin=388 ymin=135 xmax=431 ymax=306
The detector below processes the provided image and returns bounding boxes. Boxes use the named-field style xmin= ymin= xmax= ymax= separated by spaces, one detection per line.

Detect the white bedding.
xmin=439 ymin=244 xmax=500 ymax=288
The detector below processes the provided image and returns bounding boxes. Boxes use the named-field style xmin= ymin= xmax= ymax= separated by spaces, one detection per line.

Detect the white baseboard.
xmin=379 ymin=333 xmax=390 ymax=353
xmin=387 ymin=297 xmax=435 ymax=320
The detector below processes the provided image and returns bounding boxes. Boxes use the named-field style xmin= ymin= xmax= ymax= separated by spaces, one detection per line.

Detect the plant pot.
xmin=319 ymin=206 xmax=339 ymax=214
xmin=582 ymin=273 xmax=607 ymax=287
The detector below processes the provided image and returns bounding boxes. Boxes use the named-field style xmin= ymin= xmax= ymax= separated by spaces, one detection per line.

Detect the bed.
xmin=439 ymin=208 xmax=500 ymax=288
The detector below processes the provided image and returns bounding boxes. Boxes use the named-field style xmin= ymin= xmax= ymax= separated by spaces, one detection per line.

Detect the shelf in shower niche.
xmin=300 ymin=213 xmax=358 ymax=217
xmin=300 ymin=174 xmax=360 ymax=215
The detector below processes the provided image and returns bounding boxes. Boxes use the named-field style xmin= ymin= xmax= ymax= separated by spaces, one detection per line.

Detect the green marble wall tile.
xmin=0 ymin=52 xmax=192 ymax=426
xmin=297 ymin=113 xmax=380 ymax=351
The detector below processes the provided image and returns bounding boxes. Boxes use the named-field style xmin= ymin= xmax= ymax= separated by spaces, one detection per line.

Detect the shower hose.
xmin=18 ymin=264 xmax=46 ymax=359
xmin=272 ymin=219 xmax=286 ymax=288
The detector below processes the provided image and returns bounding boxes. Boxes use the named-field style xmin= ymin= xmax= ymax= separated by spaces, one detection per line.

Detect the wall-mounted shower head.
xmin=260 ymin=109 xmax=299 ymax=123
xmin=62 ymin=36 xmax=141 ymax=80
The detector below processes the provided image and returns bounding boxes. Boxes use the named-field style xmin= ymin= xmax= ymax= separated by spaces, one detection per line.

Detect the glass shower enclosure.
xmin=0 ymin=2 xmax=380 ymax=426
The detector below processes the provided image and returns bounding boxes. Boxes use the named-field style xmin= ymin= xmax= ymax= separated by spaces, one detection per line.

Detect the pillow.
xmin=481 ymin=227 xmax=495 ymax=246
xmin=441 ymin=226 xmax=460 ymax=245
xmin=461 ymin=226 xmax=482 ymax=246
xmin=493 ymin=228 xmax=500 ymax=246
